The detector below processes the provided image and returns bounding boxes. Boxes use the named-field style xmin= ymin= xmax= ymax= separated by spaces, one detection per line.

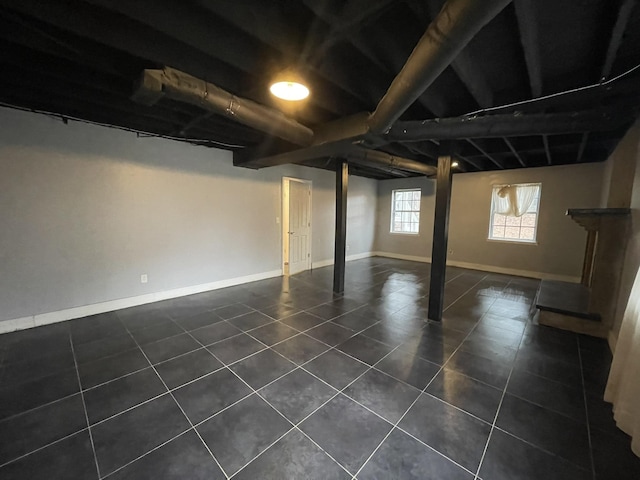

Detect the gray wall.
xmin=0 ymin=108 xmax=376 ymax=322
xmin=375 ymin=163 xmax=604 ymax=280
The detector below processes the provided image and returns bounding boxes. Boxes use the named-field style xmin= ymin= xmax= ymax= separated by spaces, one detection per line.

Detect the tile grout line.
xmin=472 ymin=280 xmax=526 ymax=480
xmin=352 ymin=273 xmax=497 ymax=478
xmin=118 ymin=319 xmax=231 ymax=480
xmin=68 ymin=334 xmax=102 ymax=479
xmin=577 ymin=337 xmax=598 ymax=480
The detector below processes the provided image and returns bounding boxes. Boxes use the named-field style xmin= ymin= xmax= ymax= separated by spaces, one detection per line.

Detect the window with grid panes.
xmin=488 ymin=183 xmax=541 ymax=243
xmin=390 ymin=189 xmax=421 ymax=234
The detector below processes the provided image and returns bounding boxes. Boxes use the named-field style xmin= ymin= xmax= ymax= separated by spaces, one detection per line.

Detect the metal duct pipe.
xmin=388 ymin=106 xmax=639 ymax=142
xmin=132 ymin=67 xmax=314 ymax=146
xmin=368 ymin=0 xmax=512 ymax=134
xmin=348 ymin=149 xmax=437 ymax=176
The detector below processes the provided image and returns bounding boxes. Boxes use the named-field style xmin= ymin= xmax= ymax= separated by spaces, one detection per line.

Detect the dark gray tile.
xmin=174 ymin=311 xmax=223 ymax=331
xmin=280 ymin=312 xmax=328 ymax=331
xmin=299 ymin=394 xmax=392 ymax=474
xmin=1 ymin=348 xmax=76 ymax=385
xmin=198 ymin=394 xmax=291 ymax=476
xmin=230 ymin=349 xmax=295 ymax=389
xmin=426 ymin=369 xmax=503 ymax=423
xmin=109 ymin=430 xmax=225 ymax=480
xmin=375 ymin=348 xmax=440 ymax=390
xmin=140 ymin=333 xmax=200 ymax=364
xmin=271 ymin=334 xmax=330 ymax=365
xmin=74 ymin=334 xmax=138 ymax=365
xmin=190 ymin=321 xmax=241 ymax=346
xmin=155 ymin=348 xmax=223 ymax=389
xmin=248 ymin=322 xmax=298 ymax=346
xmin=0 ymin=431 xmax=97 ymax=480
xmin=496 ymin=394 xmax=591 ymax=469
xmin=84 ymin=368 xmax=166 ymax=424
xmin=118 ymin=308 xmax=173 ymax=332
xmin=308 ymin=303 xmax=356 ymax=320
xmin=359 ymin=428 xmax=474 ymax=480
xmin=228 ymin=310 xmax=274 ymax=331
xmin=78 ymin=348 xmax=149 ymax=389
xmin=173 ymin=368 xmax=252 ymax=424
xmin=305 ymin=349 xmax=369 ymax=390
xmin=69 ymin=312 xmax=126 ymax=345
xmin=234 ymin=429 xmax=349 ymax=480
xmin=514 ymin=349 xmax=583 ymax=388
xmin=344 ymin=369 xmax=420 ymax=423
xmin=259 ymin=368 xmax=336 ymax=423
xmin=446 ymin=350 xmax=511 ymax=389
xmin=0 ymin=394 xmax=86 ymax=465
xmin=259 ymin=303 xmax=301 ymax=320
xmin=591 ymin=428 xmax=640 ymax=480
xmin=459 ymin=336 xmax=518 ymax=363
xmin=92 ymin=394 xmax=190 ymax=476
xmin=331 ymin=310 xmax=379 ymax=331
xmin=129 ymin=321 xmax=184 ymax=345
xmin=479 ymin=429 xmax=591 ymax=480
xmin=507 ymin=369 xmax=586 ymax=422
xmin=0 ymin=368 xmax=79 ymax=420
xmin=361 ymin=322 xmax=418 ymax=347
xmin=399 ymin=336 xmax=458 ymax=365
xmin=399 ymin=393 xmax=491 ymax=472
xmin=214 ymin=303 xmax=253 ymax=320
xmin=207 ymin=333 xmax=265 ymax=365
xmin=306 ymin=322 xmax=355 ymax=346
xmin=337 ymin=335 xmax=394 ymax=366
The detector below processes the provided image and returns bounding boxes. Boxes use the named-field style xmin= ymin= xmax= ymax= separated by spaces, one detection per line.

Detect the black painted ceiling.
xmin=0 ymin=0 xmax=639 ymax=178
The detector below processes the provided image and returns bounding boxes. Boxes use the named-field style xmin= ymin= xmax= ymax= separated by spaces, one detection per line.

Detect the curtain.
xmin=605 ymin=266 xmax=640 ymax=457
xmin=493 ymin=184 xmax=538 ymax=217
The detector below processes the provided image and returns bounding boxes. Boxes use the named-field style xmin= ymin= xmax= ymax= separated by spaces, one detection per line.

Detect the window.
xmin=391 ymin=188 xmax=421 ymax=234
xmin=488 ymin=183 xmax=541 ymax=243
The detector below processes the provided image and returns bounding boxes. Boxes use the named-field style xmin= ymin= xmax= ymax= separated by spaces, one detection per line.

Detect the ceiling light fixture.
xmin=269 ymin=69 xmax=310 ymax=101
xmin=452 ymin=161 xmax=459 ymax=167
xmin=270 ymin=81 xmax=309 ymax=101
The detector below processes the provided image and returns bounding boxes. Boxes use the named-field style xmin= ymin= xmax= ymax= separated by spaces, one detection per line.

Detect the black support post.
xmin=428 ymin=155 xmax=453 ymax=321
xmin=333 ymin=159 xmax=349 ymax=294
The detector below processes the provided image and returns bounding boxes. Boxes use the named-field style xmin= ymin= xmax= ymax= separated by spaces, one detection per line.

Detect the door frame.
xmin=282 ymin=177 xmax=312 ymax=275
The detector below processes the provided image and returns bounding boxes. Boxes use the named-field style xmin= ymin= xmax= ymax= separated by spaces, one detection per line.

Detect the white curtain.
xmin=493 ymin=184 xmax=538 ymax=217
xmin=605 ymin=266 xmax=640 ymax=457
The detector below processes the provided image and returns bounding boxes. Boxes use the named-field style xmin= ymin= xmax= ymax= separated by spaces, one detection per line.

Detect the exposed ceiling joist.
xmin=514 ymin=0 xmax=542 ymax=97
xmin=601 ymin=0 xmax=637 ymax=80
xmin=542 ymin=135 xmax=552 ymax=165
xmin=576 ymin=132 xmax=589 ymax=163
xmin=503 ymin=137 xmax=527 ymax=167
xmin=466 ymin=138 xmax=505 ymax=168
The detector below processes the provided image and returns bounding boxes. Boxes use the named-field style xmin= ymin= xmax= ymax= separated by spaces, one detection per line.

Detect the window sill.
xmin=389 ymin=232 xmax=420 ymax=236
xmin=487 ymin=238 xmax=538 ymax=245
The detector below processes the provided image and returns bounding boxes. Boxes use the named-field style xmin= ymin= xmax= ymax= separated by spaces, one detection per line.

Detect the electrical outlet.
xmin=276 ymin=216 xmax=280 ymax=224
xmin=140 ymin=274 xmax=148 ymax=284
xmin=346 ymin=244 xmax=350 ymax=251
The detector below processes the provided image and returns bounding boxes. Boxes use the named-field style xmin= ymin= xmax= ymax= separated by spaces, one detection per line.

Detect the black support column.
xmin=333 ymin=159 xmax=349 ymax=294
xmin=428 ymin=155 xmax=453 ymax=321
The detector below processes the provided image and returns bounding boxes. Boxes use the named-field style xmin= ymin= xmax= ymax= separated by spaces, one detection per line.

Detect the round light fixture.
xmin=269 ymin=80 xmax=309 ymax=101
xmin=452 ymin=161 xmax=459 ymax=167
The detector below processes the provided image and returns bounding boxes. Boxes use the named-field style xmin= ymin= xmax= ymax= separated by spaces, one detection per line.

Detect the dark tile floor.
xmin=1 ymin=258 xmax=640 ymax=479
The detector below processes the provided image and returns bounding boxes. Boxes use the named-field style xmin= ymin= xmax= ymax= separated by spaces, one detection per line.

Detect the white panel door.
xmin=288 ymin=180 xmax=311 ymax=275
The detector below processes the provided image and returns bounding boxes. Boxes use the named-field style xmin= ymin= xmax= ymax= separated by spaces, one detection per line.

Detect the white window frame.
xmin=488 ymin=183 xmax=541 ymax=244
xmin=390 ymin=188 xmax=421 ymax=235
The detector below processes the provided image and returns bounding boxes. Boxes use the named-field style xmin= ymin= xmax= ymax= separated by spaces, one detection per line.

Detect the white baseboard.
xmin=372 ymin=251 xmax=581 ymax=283
xmin=312 ymin=251 xmax=374 ymax=269
xmin=0 ymin=269 xmax=283 ymax=335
